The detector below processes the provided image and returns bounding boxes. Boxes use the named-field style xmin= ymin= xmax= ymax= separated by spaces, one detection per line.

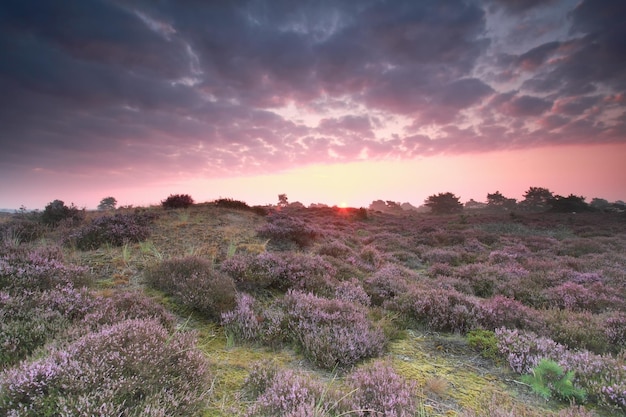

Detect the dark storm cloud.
xmin=0 ymin=0 xmax=625 ymax=182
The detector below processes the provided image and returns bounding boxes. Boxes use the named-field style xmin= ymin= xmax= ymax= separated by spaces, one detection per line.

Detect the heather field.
xmin=1 ymin=202 xmax=625 ymax=416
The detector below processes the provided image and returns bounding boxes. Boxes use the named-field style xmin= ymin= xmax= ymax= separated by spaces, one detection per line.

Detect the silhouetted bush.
xmin=0 ymin=319 xmax=211 ymax=416
xmin=161 ymin=193 xmax=194 ymax=209
xmin=214 ymin=198 xmax=250 ymax=210
xmin=145 ymin=256 xmax=237 ymax=320
xmin=66 ymin=212 xmax=154 ymax=250
xmin=41 ymin=199 xmax=84 ymax=226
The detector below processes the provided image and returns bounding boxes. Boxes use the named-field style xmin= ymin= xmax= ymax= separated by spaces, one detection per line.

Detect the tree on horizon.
xmin=424 ymin=192 xmax=463 ymax=214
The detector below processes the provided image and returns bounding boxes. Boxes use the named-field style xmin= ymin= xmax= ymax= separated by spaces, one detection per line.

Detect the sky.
xmin=1 ymin=0 xmax=625 ymax=210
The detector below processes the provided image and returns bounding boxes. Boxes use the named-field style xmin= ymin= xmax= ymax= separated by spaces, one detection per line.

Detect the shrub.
xmin=161 ymin=193 xmax=194 ymax=209
xmin=364 ymin=263 xmax=415 ymax=306
xmin=83 ymin=290 xmax=175 ymax=330
xmin=245 ymin=365 xmax=341 ymax=417
xmin=410 ymin=287 xmax=482 ymax=334
xmin=604 ymin=311 xmax=626 ymax=349
xmin=545 ymin=281 xmax=621 ymax=313
xmin=422 ymin=247 xmax=464 ymax=265
xmin=467 ymin=329 xmax=500 ymax=361
xmin=543 ymin=309 xmax=609 ymax=354
xmin=334 ymin=278 xmax=371 ymax=306
xmin=66 ymin=212 xmax=154 ymax=250
xmin=0 ymin=319 xmax=211 ymax=416
xmin=521 ymin=359 xmax=586 ymax=403
xmin=145 ymin=256 xmax=237 ymax=320
xmin=315 ymin=240 xmax=354 ymax=258
xmin=346 ymin=361 xmax=417 ymax=417
xmin=220 ymin=252 xmax=335 ymax=294
xmin=41 ymin=199 xmax=84 ymax=226
xmin=0 ymin=213 xmax=45 ymax=244
xmin=257 ymin=212 xmax=321 ymax=249
xmin=221 ymin=293 xmax=286 ymax=347
xmin=0 ymin=286 xmax=93 ymax=368
xmin=0 ymin=246 xmax=90 ymax=292
xmin=282 ymin=290 xmax=385 ymax=369
xmin=213 ymin=198 xmax=250 ymax=210
xmin=479 ymin=295 xmax=543 ymax=332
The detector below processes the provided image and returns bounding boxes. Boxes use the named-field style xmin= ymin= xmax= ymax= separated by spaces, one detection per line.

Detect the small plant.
xmin=467 ymin=329 xmax=500 ymax=361
xmin=144 ymin=256 xmax=237 ymax=320
xmin=521 ymin=359 xmax=586 ymax=403
xmin=161 ymin=193 xmax=194 ymax=209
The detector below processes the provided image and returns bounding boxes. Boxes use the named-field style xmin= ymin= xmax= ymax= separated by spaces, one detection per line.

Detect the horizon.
xmin=1 ymin=1 xmax=625 ymax=211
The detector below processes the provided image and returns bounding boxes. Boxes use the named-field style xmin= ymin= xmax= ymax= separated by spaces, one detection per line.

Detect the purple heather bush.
xmin=0 ymin=286 xmax=92 ymax=368
xmin=0 ymin=318 xmax=211 ymax=416
xmin=315 ymin=240 xmax=354 ymax=258
xmin=244 ymin=360 xmax=417 ymax=417
xmin=245 ymin=367 xmax=332 ymax=417
xmin=0 ymin=246 xmax=90 ymax=292
xmin=421 ymin=247 xmax=465 ymax=266
xmin=144 ymin=256 xmax=237 ymax=320
xmin=346 ymin=361 xmax=417 ymax=417
xmin=82 ymin=290 xmax=175 ymax=330
xmin=257 ymin=211 xmax=322 ymax=249
xmin=406 ymin=287 xmax=482 ymax=334
xmin=282 ymin=290 xmax=385 ymax=369
xmin=603 ymin=311 xmax=626 ymax=349
xmin=221 ymin=293 xmax=286 ymax=347
xmin=220 ymin=251 xmax=335 ymax=294
xmin=66 ymin=212 xmax=154 ymax=250
xmin=355 ymin=245 xmax=387 ymax=271
xmin=334 ymin=278 xmax=371 ymax=306
xmin=479 ymin=295 xmax=544 ymax=332
xmin=364 ymin=263 xmax=417 ymax=306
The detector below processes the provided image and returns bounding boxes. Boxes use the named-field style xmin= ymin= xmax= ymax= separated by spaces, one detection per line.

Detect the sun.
xmin=338 ymin=201 xmax=348 ymax=208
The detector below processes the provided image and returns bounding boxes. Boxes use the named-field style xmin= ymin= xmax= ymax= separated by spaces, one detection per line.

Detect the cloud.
xmin=0 ymin=0 xmax=624 ymax=189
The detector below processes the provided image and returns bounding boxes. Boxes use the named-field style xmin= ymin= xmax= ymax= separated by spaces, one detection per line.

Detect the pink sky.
xmin=3 ymin=143 xmax=622 ymax=210
xmin=1 ymin=1 xmax=625 ymax=210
